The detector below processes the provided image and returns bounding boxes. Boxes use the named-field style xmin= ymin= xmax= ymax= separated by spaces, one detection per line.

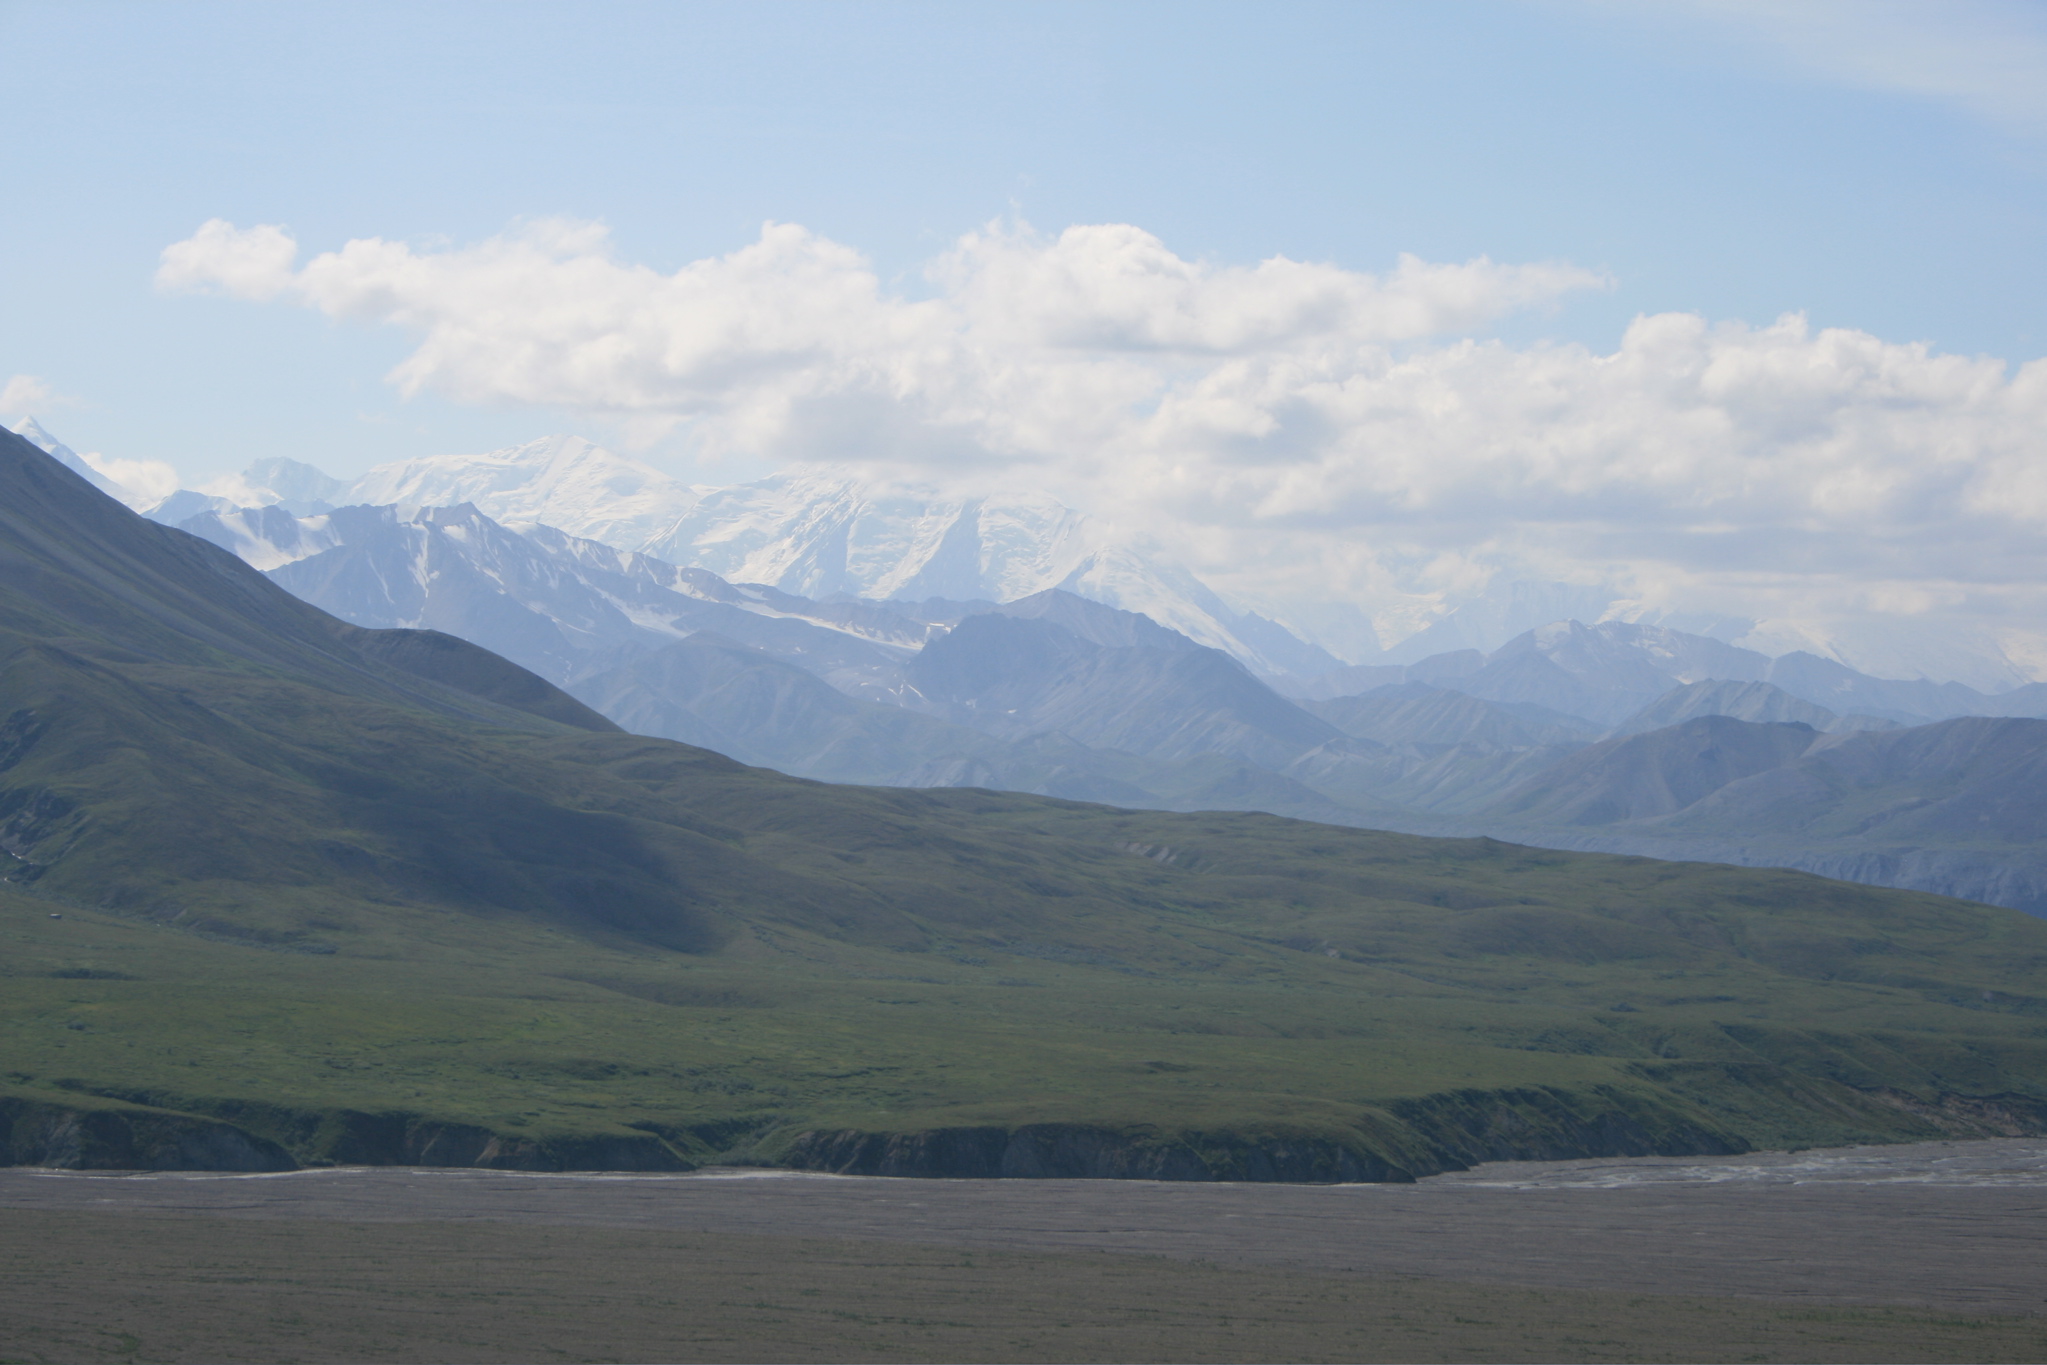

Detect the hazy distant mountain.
xmin=1486 ymin=716 xmax=1826 ymax=826
xmin=233 ymin=457 xmax=350 ymax=514
xmin=1377 ymin=580 xmax=1627 ymax=663
xmin=1609 ymin=680 xmax=1894 ymax=737
xmin=1647 ymin=716 xmax=2047 ymax=837
xmin=174 ymin=497 xmax=1367 ymax=817
xmin=1470 ymin=716 xmax=2047 ymax=914
xmin=1285 ymin=618 xmax=2047 ymax=728
xmin=903 ymin=607 xmax=1341 ymax=770
xmin=985 ymin=586 xmax=1203 ymax=652
xmin=1302 ymin=683 xmax=1594 ymax=750
xmin=569 ymin=633 xmax=1360 ymax=820
xmin=568 ymin=632 xmax=1006 ymax=785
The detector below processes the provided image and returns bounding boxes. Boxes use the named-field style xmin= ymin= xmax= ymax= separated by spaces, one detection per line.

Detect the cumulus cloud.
xmin=156 ymin=219 xmax=300 ymax=300
xmin=0 ymin=374 xmax=57 ymax=415
xmin=154 ymin=217 xmax=1606 ymax=449
xmin=155 ymin=215 xmax=2047 ymax=678
xmin=78 ymin=451 xmax=181 ymax=505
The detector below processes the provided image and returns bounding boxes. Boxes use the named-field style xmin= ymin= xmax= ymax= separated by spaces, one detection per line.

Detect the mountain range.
xmin=24 ymin=418 xmax=2047 ymax=688
xmin=264 ymin=433 xmax=1344 ymax=678
xmin=18 ymin=418 xmax=2047 ymax=916
xmin=7 ymin=421 xmax=2047 ymax=1177
xmin=156 ymin=480 xmax=2047 ymax=916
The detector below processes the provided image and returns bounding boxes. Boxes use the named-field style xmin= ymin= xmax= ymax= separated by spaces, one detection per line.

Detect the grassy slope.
xmin=5 ymin=431 xmax=2047 ymax=1173
xmin=9 ymin=798 xmax=2047 ymax=1171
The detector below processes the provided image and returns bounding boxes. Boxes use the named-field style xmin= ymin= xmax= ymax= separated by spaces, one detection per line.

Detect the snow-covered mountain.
xmin=637 ymin=468 xmax=1341 ymax=677
xmin=344 ymin=434 xmax=706 ymax=551
xmin=177 ymin=500 xmax=939 ymax=697
xmin=321 ymin=436 xmax=1339 ymax=678
xmin=55 ymin=415 xmax=2038 ymax=688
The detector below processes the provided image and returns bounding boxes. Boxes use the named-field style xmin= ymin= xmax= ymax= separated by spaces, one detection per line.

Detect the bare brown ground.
xmin=3 ymin=1144 xmax=2046 ymax=1364
xmin=2 ymin=1209 xmax=2045 ymax=1365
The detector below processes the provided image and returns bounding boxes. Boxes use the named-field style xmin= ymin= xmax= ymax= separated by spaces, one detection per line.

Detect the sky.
xmin=4 ymin=0 xmax=2047 ymax=677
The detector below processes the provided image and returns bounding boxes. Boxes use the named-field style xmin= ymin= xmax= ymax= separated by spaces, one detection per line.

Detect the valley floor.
xmin=2 ymin=1140 xmax=2044 ymax=1364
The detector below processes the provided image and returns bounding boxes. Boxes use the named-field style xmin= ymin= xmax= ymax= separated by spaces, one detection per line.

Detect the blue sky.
xmin=4 ymin=0 xmax=2047 ymax=680
xmin=5 ymin=0 xmax=2044 ymax=476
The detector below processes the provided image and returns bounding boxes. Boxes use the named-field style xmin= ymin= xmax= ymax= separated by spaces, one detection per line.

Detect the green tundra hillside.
xmin=3 ymin=427 xmax=2045 ymax=1179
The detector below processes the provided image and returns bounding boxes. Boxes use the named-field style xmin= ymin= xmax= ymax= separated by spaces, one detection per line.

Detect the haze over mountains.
xmin=28 ymin=418 xmax=2047 ymax=690
xmin=17 ymin=417 xmax=2047 ymax=916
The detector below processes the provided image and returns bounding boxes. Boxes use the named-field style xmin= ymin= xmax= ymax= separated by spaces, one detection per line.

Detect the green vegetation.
xmin=5 ymin=431 xmax=2047 ymax=1174
xmin=7 ymin=812 xmax=2047 ymax=1172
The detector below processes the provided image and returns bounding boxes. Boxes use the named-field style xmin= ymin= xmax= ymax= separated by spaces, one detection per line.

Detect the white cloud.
xmin=156 ymin=215 xmax=2047 ymax=678
xmin=156 ymin=219 xmax=300 ymax=300
xmin=77 ymin=451 xmax=181 ymax=504
xmin=156 ymin=216 xmax=1606 ymax=456
xmin=0 ymin=374 xmax=56 ymax=415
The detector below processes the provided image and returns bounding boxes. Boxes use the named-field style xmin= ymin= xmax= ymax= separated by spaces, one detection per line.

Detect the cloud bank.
xmin=157 ymin=217 xmax=2047 ymax=681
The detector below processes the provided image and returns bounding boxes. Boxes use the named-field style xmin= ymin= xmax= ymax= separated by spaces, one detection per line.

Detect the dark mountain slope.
xmin=7 ymin=427 xmax=2047 ymax=1178
xmin=1656 ymin=716 xmax=2047 ymax=845
xmin=352 ymin=628 xmax=617 ymax=732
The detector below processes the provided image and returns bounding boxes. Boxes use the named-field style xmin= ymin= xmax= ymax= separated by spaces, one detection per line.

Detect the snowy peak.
xmin=332 ymin=443 xmax=1332 ymax=678
xmin=9 ymin=417 xmax=132 ymax=504
xmin=640 ymin=469 xmax=1339 ymax=677
xmin=176 ymin=497 xmax=947 ymax=693
xmin=637 ymin=471 xmax=1093 ymax=605
xmin=137 ymin=428 xmax=1342 ymax=678
xmin=205 ymin=457 xmax=352 ymax=514
xmin=12 ymin=417 xmax=65 ymax=455
xmin=347 ymin=434 xmax=704 ymax=549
